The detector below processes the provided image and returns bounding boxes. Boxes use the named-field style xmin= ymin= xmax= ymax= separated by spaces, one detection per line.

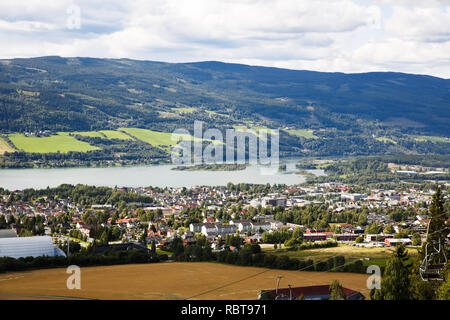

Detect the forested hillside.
xmin=0 ymin=56 xmax=449 ymax=164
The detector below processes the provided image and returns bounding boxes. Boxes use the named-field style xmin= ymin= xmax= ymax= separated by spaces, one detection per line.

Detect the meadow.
xmin=0 ymin=262 xmax=370 ymax=300
xmin=8 ymin=133 xmax=99 ymax=154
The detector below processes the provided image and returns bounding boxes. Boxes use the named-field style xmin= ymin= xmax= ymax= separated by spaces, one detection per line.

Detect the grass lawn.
xmin=8 ymin=133 xmax=99 ymax=154
xmin=0 ymin=136 xmax=15 ymax=154
xmin=283 ymin=129 xmax=318 ymax=139
xmin=100 ymin=130 xmax=133 ymax=140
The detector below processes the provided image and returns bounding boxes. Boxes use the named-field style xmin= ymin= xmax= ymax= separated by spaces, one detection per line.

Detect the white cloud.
xmin=0 ymin=0 xmax=448 ymax=78
xmin=384 ymin=6 xmax=450 ymax=42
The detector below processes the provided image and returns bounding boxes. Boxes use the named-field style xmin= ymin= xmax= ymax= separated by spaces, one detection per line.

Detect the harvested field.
xmin=0 ymin=136 xmax=15 ymax=154
xmin=0 ymin=262 xmax=370 ymax=300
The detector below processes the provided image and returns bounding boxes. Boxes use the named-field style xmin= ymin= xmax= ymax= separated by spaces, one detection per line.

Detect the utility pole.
xmin=276 ymin=275 xmax=283 ymax=296
xmin=67 ymin=237 xmax=70 ymax=257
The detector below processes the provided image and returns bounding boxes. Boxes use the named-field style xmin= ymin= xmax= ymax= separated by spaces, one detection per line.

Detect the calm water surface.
xmin=0 ymin=161 xmax=325 ymax=190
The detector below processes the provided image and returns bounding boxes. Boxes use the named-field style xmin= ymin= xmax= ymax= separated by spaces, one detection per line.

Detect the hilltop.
xmin=0 ymin=56 xmax=449 ymax=162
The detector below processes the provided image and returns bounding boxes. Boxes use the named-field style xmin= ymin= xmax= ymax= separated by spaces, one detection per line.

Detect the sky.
xmin=0 ymin=0 xmax=449 ymax=78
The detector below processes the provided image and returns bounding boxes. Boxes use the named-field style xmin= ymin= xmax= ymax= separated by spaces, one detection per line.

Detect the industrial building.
xmin=0 ymin=235 xmax=66 ymax=259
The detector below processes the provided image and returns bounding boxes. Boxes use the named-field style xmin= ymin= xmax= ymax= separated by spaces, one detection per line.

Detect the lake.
xmin=0 ymin=161 xmax=325 ymax=190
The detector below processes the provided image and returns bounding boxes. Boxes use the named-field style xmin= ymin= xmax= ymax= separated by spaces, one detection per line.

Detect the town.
xmin=0 ymin=181 xmax=443 ymax=253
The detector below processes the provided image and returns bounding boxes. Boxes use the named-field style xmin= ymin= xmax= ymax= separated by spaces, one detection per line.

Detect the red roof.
xmin=272 ymin=285 xmax=360 ymax=298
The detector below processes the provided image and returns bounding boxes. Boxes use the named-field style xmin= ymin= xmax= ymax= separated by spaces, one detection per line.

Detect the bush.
xmin=345 ymin=260 xmax=365 ymax=273
xmin=0 ymin=249 xmax=158 ymax=274
xmin=263 ymin=254 xmax=276 ymax=268
xmin=334 ymin=256 xmax=346 ymax=270
xmin=315 ymin=261 xmax=328 ymax=272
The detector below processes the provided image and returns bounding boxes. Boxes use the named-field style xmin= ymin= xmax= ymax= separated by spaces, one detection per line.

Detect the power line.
xmin=184 ymin=251 xmax=369 ymax=300
xmin=184 ymin=267 xmax=272 ymax=300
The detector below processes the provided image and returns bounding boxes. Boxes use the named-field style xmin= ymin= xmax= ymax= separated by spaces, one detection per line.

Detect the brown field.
xmin=0 ymin=136 xmax=14 ymax=154
xmin=0 ymin=262 xmax=371 ymax=300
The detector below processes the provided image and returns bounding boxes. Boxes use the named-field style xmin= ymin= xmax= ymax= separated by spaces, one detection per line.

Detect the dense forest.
xmin=0 ymin=56 xmax=449 ymax=167
xmin=1 ymin=57 xmax=449 ymax=135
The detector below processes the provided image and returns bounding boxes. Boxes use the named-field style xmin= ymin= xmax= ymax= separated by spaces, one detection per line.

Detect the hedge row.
xmin=0 ymin=249 xmax=159 ymax=273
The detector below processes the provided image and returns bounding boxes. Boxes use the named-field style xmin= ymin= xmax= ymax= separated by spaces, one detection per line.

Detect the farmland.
xmin=0 ymin=136 xmax=15 ymax=154
xmin=120 ymin=127 xmax=207 ymax=149
xmin=0 ymin=262 xmax=370 ymax=300
xmin=119 ymin=128 xmax=181 ymax=149
xmin=8 ymin=133 xmax=99 ymax=154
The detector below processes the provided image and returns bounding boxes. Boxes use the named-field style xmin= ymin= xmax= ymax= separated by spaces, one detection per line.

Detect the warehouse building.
xmin=0 ymin=235 xmax=66 ymax=259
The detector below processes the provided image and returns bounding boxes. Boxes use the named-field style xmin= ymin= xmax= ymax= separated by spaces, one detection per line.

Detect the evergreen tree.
xmin=409 ymin=256 xmax=439 ymax=300
xmin=373 ymin=246 xmax=411 ymax=300
xmin=140 ymin=230 xmax=147 ymax=245
xmin=99 ymin=231 xmax=109 ymax=245
xmin=437 ymin=268 xmax=450 ymax=300
xmin=329 ymin=280 xmax=346 ymax=300
xmin=425 ymin=187 xmax=448 ymax=265
xmin=151 ymin=240 xmax=156 ymax=255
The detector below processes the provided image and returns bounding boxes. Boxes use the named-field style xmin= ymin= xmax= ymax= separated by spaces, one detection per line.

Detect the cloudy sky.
xmin=0 ymin=0 xmax=449 ymax=78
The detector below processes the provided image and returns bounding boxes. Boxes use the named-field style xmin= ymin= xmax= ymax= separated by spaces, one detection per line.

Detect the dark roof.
xmin=202 ymin=223 xmax=216 ymax=228
xmin=0 ymin=229 xmax=18 ymax=238
xmin=269 ymin=285 xmax=364 ymax=300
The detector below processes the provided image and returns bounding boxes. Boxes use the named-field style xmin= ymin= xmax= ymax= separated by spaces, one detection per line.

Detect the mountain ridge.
xmin=0 ymin=55 xmax=449 ymax=139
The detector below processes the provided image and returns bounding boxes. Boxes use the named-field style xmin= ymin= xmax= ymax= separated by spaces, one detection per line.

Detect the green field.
xmin=120 ymin=128 xmax=210 ymax=150
xmin=376 ymin=137 xmax=397 ymax=144
xmin=264 ymin=244 xmax=418 ymax=268
xmin=171 ymin=107 xmax=197 ymax=113
xmin=413 ymin=135 xmax=449 ymax=143
xmin=284 ymin=129 xmax=318 ymax=139
xmin=119 ymin=128 xmax=181 ymax=148
xmin=67 ymin=131 xmax=105 ymax=138
xmin=100 ymin=130 xmax=133 ymax=140
xmin=0 ymin=136 xmax=15 ymax=154
xmin=8 ymin=133 xmax=99 ymax=154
